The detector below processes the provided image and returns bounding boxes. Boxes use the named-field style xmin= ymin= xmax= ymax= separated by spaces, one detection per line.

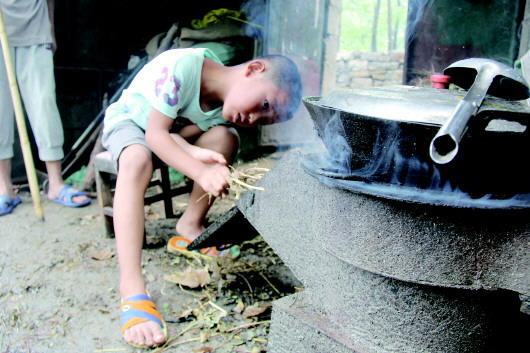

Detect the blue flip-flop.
xmin=0 ymin=195 xmax=22 ymax=216
xmin=51 ymin=185 xmax=92 ymax=208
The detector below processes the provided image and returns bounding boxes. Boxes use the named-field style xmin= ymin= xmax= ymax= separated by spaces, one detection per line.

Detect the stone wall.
xmin=335 ymin=51 xmax=405 ymax=89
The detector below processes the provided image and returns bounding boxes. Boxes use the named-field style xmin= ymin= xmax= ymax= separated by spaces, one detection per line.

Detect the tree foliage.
xmin=340 ymin=0 xmax=408 ymax=52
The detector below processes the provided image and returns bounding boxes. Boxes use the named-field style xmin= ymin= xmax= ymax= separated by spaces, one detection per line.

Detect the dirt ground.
xmin=0 ymin=153 xmax=301 ymax=353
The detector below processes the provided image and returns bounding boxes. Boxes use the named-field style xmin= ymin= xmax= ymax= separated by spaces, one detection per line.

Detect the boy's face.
xmin=223 ymin=75 xmax=289 ymax=128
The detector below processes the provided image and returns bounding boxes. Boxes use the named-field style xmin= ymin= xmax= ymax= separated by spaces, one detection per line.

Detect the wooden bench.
xmin=94 ymin=151 xmax=192 ymax=238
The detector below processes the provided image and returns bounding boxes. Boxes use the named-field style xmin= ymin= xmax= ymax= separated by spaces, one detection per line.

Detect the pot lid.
xmin=314 ymin=85 xmax=530 ymax=128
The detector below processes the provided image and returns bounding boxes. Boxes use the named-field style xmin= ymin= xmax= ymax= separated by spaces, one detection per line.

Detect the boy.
xmin=102 ymin=47 xmax=301 ymax=348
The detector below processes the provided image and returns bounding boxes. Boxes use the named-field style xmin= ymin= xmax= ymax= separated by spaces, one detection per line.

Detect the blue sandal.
xmin=120 ymin=294 xmax=168 ymax=348
xmin=50 ymin=185 xmax=91 ymax=207
xmin=0 ymin=195 xmax=22 ymax=216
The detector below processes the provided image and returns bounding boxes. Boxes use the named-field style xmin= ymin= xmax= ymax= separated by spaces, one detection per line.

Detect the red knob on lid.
xmin=430 ymin=74 xmax=451 ymax=89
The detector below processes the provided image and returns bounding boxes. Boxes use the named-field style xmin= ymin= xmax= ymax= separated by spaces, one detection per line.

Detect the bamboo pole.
xmin=0 ymin=9 xmax=44 ymax=220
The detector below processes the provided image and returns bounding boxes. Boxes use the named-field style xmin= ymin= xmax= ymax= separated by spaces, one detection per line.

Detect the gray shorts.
xmin=101 ymin=118 xmax=195 ymax=171
xmin=101 ymin=118 xmax=239 ymax=173
xmin=101 ymin=120 xmax=150 ymax=171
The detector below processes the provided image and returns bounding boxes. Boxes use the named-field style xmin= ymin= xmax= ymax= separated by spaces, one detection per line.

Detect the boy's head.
xmin=223 ymin=55 xmax=302 ymax=127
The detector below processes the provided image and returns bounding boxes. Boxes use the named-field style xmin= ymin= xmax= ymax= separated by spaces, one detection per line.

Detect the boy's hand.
xmin=189 ymin=146 xmax=227 ymax=165
xmin=196 ymin=164 xmax=230 ymax=197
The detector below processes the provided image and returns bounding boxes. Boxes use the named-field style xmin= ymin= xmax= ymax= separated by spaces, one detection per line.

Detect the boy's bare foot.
xmin=122 ymin=320 xmax=166 ymax=347
xmin=175 ymin=218 xmax=205 ymax=241
xmin=120 ymin=287 xmax=167 ymax=347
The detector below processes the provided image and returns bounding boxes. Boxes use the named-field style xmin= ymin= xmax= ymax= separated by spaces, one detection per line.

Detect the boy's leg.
xmin=114 ymin=144 xmax=153 ymax=296
xmin=102 ymin=120 xmax=166 ymax=346
xmin=176 ymin=126 xmax=239 ymax=239
xmin=113 ymin=144 xmax=166 ymax=346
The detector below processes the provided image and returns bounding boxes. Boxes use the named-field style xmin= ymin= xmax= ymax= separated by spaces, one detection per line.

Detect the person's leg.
xmin=176 ymin=126 xmax=239 ymax=239
xmin=102 ymin=120 xmax=166 ymax=346
xmin=44 ymin=160 xmax=64 ymax=193
xmin=0 ymin=158 xmax=21 ymax=216
xmin=0 ymin=47 xmax=16 ymax=198
xmin=115 ymin=144 xmax=153 ymax=297
xmin=0 ymin=159 xmax=15 ymax=198
xmin=113 ymin=144 xmax=165 ymax=346
xmin=15 ymin=45 xmax=87 ymax=203
xmin=44 ymin=160 xmax=89 ymax=204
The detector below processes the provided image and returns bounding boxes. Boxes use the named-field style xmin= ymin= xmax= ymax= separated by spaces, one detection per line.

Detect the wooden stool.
xmin=94 ymin=150 xmax=192 ymax=238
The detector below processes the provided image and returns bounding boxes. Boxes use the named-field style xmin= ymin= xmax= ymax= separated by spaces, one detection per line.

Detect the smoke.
xmin=303 ymin=116 xmax=530 ymax=209
xmin=323 ymin=113 xmax=352 ymax=171
xmin=314 ymin=119 xmax=460 ymax=192
xmin=315 ymin=111 xmax=353 ymax=173
xmin=240 ymin=0 xmax=267 ymax=39
xmin=405 ymin=0 xmax=434 ymax=47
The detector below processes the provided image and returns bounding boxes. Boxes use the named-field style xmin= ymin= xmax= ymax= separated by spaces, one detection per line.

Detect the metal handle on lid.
xmin=429 ymin=58 xmax=530 ymax=165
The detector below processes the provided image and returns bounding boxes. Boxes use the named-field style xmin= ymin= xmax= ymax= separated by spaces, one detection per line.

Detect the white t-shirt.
xmin=0 ymin=0 xmax=53 ymax=46
xmin=104 ymin=48 xmax=227 ymax=134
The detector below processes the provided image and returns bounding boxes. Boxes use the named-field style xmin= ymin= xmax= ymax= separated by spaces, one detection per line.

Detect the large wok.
xmin=302 ymin=85 xmax=530 ymax=209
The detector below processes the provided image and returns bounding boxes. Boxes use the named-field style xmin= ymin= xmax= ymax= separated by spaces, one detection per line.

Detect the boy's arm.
xmin=145 ymin=108 xmax=229 ymax=197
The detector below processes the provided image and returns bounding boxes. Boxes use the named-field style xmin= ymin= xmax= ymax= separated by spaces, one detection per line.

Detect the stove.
xmin=237 ymin=151 xmax=529 ymax=353
xmin=232 ymin=61 xmax=530 ymax=352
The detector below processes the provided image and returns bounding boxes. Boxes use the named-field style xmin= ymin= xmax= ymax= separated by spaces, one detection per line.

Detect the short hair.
xmin=259 ymin=55 xmax=302 ymax=122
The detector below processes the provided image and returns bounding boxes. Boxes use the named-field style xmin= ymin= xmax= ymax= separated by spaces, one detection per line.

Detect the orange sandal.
xmin=199 ymin=247 xmax=220 ymax=256
xmin=167 ymin=236 xmax=223 ymax=257
xmin=120 ymin=294 xmax=167 ymax=348
xmin=167 ymin=236 xmax=191 ymax=251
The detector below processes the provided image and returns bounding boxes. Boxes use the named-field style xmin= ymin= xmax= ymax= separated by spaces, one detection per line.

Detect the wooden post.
xmin=0 ymin=9 xmax=44 ymax=220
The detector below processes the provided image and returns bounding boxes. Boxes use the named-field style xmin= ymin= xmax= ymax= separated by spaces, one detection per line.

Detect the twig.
xmin=230 ymin=177 xmax=265 ymax=191
xmin=244 ymin=167 xmax=269 ymax=172
xmin=226 ymin=320 xmax=271 ymax=333
xmin=152 ymin=321 xmax=200 ymax=353
xmin=152 ymin=336 xmax=203 ymax=353
xmin=235 ymin=172 xmax=261 ymax=180
xmin=226 ymin=16 xmax=265 ymax=30
xmin=259 ymin=272 xmax=281 ymax=295
xmin=196 ymin=192 xmax=213 ymax=204
xmin=234 ymin=273 xmax=254 ymax=299
xmin=208 ymin=300 xmax=228 ymax=317
xmin=196 ymin=164 xmax=268 ymax=203
xmin=179 ymin=283 xmax=205 ymax=298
